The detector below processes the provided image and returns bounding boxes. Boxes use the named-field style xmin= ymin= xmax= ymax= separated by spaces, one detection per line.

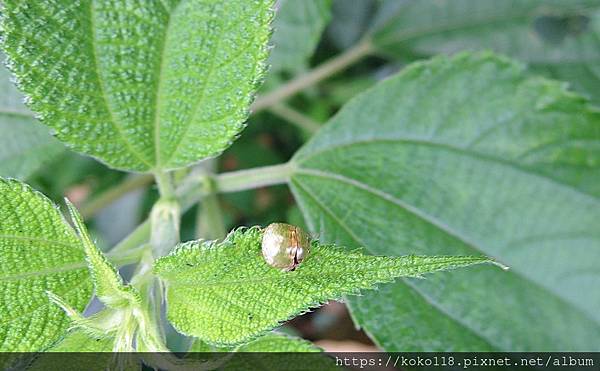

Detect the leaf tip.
xmin=491 ymin=260 xmax=510 ymax=271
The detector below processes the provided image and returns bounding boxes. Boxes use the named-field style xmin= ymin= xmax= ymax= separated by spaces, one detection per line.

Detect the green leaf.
xmin=154 ymin=227 xmax=493 ymax=346
xmin=369 ymin=0 xmax=600 ymax=102
xmin=189 ymin=333 xmax=339 ymax=370
xmin=290 ymin=52 xmax=600 ymax=350
xmin=190 ymin=332 xmax=323 ymax=352
xmin=47 ymin=330 xmax=114 ymax=352
xmin=0 ymin=114 xmax=65 ymax=180
xmin=327 ymin=0 xmax=377 ymax=50
xmin=0 ymin=0 xmax=274 ymax=172
xmin=537 ymin=63 xmax=600 ymax=104
xmin=0 ymin=178 xmax=92 ymax=351
xmin=270 ymin=0 xmax=332 ymax=73
xmin=65 ymin=200 xmax=140 ymax=309
xmin=0 ymin=58 xmax=63 ymax=179
xmin=29 ymin=331 xmax=140 ymax=371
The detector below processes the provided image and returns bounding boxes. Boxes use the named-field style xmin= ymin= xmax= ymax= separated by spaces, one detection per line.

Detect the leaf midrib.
xmin=152 ymin=0 xmax=183 ymax=169
xmin=88 ymin=0 xmax=154 ymax=170
xmin=290 ymin=168 xmax=600 ymax=327
xmin=160 ymin=258 xmax=480 ymax=287
xmin=291 ymin=178 xmax=595 ymax=352
xmin=397 ymin=277 xmax=497 ymax=350
xmin=160 ymin=2 xmax=222 ymax=166
xmin=294 ymin=136 xmax=600 ymax=201
xmin=161 ymin=3 xmax=267 ymax=166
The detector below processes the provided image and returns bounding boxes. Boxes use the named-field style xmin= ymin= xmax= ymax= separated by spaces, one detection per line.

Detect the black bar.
xmin=2 ymin=352 xmax=599 ymax=370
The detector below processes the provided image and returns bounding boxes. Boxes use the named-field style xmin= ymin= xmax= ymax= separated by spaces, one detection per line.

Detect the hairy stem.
xmin=106 ymin=39 xmax=374 ymax=253
xmin=196 ymin=164 xmax=227 ymax=240
xmin=154 ymin=170 xmax=175 ymax=199
xmin=111 ymin=163 xmax=292 ymax=253
xmin=270 ymin=104 xmax=321 ymax=134
xmin=128 ymin=170 xmax=181 ymax=349
xmin=84 ymin=42 xmax=370 ymax=220
xmin=216 ymin=163 xmax=292 ymax=193
xmin=197 ymin=191 xmax=226 ymax=240
xmin=251 ymin=39 xmax=373 ymax=112
xmin=130 ymin=248 xmax=167 ymax=347
xmin=150 ymin=199 xmax=180 ymax=257
xmin=80 ymin=174 xmax=154 ymax=219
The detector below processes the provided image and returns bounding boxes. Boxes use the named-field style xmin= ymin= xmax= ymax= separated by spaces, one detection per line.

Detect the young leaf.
xmin=154 ymin=227 xmax=493 ymax=346
xmin=290 ymin=52 xmax=600 ymax=350
xmin=0 ymin=0 xmax=274 ymax=172
xmin=65 ymin=200 xmax=140 ymax=309
xmin=0 ymin=58 xmax=63 ymax=179
xmin=0 ymin=179 xmax=92 ymax=351
xmin=270 ymin=0 xmax=332 ymax=73
xmin=369 ymin=0 xmax=600 ymax=102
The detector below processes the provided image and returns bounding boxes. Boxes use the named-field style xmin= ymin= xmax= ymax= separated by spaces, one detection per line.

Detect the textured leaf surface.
xmin=29 ymin=331 xmax=128 ymax=371
xmin=0 ymin=58 xmax=63 ymax=179
xmin=370 ymin=0 xmax=600 ymax=102
xmin=270 ymin=0 xmax=332 ymax=73
xmin=190 ymin=332 xmax=322 ymax=352
xmin=189 ymin=333 xmax=338 ymax=370
xmin=66 ymin=201 xmax=140 ymax=309
xmin=0 ymin=179 xmax=92 ymax=351
xmin=290 ymin=53 xmax=600 ymax=350
xmin=48 ymin=330 xmax=114 ymax=352
xmin=0 ymin=0 xmax=273 ymax=171
xmin=154 ymin=227 xmax=491 ymax=346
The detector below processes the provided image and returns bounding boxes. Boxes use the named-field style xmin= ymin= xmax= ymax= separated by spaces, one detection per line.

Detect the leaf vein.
xmin=88 ymin=0 xmax=154 ymax=169
xmin=293 ymin=170 xmax=600 ymax=326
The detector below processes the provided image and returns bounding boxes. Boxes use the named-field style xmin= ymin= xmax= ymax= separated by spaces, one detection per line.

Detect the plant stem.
xmin=110 ymin=220 xmax=151 ymax=254
xmin=80 ymin=174 xmax=154 ymax=219
xmin=110 ymin=163 xmax=292 ymax=253
xmin=130 ymin=248 xmax=167 ymax=346
xmin=150 ymin=169 xmax=180 ymax=255
xmin=154 ymin=170 xmax=175 ymax=199
xmin=106 ymin=39 xmax=374 ymax=254
xmin=215 ymin=163 xmax=292 ymax=193
xmin=196 ymin=177 xmax=227 ymax=240
xmin=269 ymin=104 xmax=321 ymax=134
xmin=150 ymin=198 xmax=180 ymax=257
xmin=132 ymin=170 xmax=180 ymax=348
xmin=106 ymin=244 xmax=148 ymax=267
xmin=251 ymin=38 xmax=374 ymax=112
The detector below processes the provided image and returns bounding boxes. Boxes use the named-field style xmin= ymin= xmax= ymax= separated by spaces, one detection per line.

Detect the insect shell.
xmin=261 ymin=223 xmax=311 ymax=271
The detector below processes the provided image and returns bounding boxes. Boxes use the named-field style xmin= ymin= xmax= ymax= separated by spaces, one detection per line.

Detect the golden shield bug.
xmin=261 ymin=223 xmax=311 ymax=271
